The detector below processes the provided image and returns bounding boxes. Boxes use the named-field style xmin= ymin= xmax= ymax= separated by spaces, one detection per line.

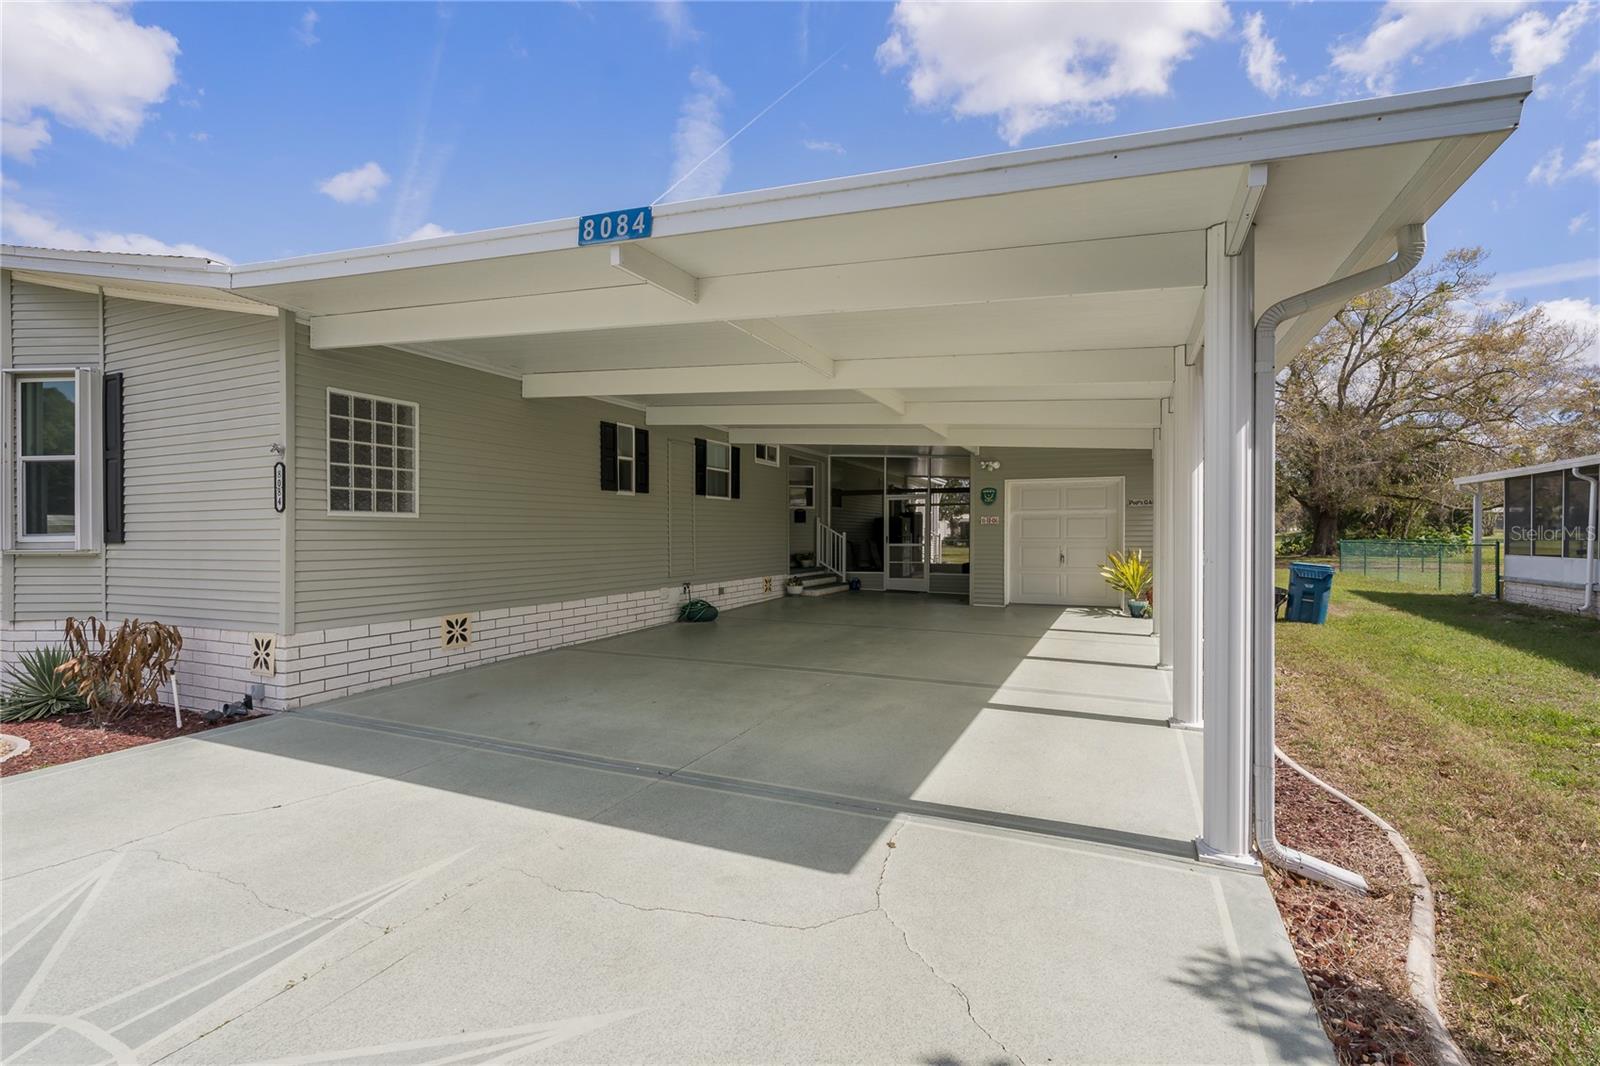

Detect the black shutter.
xmin=103 ymin=372 xmax=125 ymax=544
xmin=694 ymin=438 xmax=707 ymax=496
xmin=635 ymin=429 xmax=650 ymax=494
xmin=599 ymin=421 xmax=618 ymax=491
xmin=731 ymin=446 xmax=741 ymax=499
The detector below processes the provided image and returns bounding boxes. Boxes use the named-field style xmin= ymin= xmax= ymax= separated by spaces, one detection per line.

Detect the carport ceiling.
xmin=3 ymin=80 xmax=1528 ymax=454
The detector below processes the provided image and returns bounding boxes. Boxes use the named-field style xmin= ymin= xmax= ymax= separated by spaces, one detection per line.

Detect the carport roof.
xmin=3 ymin=78 xmax=1529 ymax=452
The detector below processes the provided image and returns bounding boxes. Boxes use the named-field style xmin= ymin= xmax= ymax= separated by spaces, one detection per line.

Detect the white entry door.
xmin=1007 ymin=478 xmax=1123 ymax=606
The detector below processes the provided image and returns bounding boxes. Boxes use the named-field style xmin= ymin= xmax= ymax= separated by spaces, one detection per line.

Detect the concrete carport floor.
xmin=0 ymin=595 xmax=1331 ymax=1065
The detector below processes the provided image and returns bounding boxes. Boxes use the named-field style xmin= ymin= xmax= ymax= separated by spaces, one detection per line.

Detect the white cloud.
xmin=1492 ymin=2 xmax=1594 ymax=77
xmin=1528 ymin=139 xmax=1600 ymax=185
xmin=1 ymin=199 xmax=227 ymax=261
xmin=0 ymin=1 xmax=180 ymax=161
xmin=802 ymin=138 xmax=845 ymax=154
xmin=294 ymin=8 xmax=320 ymax=47
xmin=1570 ymin=211 xmax=1593 ymax=235
xmin=664 ymin=68 xmax=732 ymax=202
xmin=877 ymin=1 xmax=1231 ymax=145
xmin=1241 ymin=12 xmax=1291 ymax=97
xmin=1535 ymin=297 xmax=1600 ymax=365
xmin=1491 ymin=257 xmax=1600 ymax=293
xmin=403 ymin=222 xmax=454 ymax=241
xmin=318 ymin=161 xmax=390 ymax=204
xmin=652 ymin=1 xmax=700 ymax=46
xmin=1 ymin=118 xmax=52 ymax=163
xmin=1331 ymin=1 xmax=1527 ymax=93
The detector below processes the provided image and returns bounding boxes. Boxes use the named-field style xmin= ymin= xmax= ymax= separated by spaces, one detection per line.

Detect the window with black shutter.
xmin=599 ymin=421 xmax=618 ymax=491
xmin=698 ymin=439 xmax=734 ymax=499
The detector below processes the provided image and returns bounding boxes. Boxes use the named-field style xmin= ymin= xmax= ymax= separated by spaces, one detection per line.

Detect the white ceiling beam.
xmin=645 ymin=399 xmax=1158 ymax=429
xmin=310 ymin=232 xmax=1204 ymax=349
xmin=1225 ymin=163 xmax=1268 ymax=257
xmin=610 ymin=244 xmax=698 ymax=304
xmin=857 ymin=388 xmax=906 ymax=414
xmin=724 ymin=319 xmax=834 ymax=378
xmin=725 ymin=427 xmax=1153 ymax=450
xmin=521 ymin=347 xmax=1173 ymax=399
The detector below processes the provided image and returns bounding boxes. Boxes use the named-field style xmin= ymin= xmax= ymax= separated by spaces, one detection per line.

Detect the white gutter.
xmin=1576 ymin=468 xmax=1598 ymax=613
xmin=1252 ymin=222 xmax=1428 ymax=894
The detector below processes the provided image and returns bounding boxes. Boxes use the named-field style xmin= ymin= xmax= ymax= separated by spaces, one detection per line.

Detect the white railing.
xmin=817 ymin=522 xmax=847 ymax=579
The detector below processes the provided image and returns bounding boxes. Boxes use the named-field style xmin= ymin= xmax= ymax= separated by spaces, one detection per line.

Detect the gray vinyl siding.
xmin=970 ymin=448 xmax=1154 ymax=607
xmin=102 ymin=297 xmax=282 ymax=627
xmin=3 ymin=281 xmax=282 ymax=626
xmin=292 ymin=334 xmax=785 ymax=630
xmin=4 ymin=279 xmax=104 ymax=621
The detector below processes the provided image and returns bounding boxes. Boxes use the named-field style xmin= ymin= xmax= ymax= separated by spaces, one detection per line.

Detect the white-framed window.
xmin=753 ymin=443 xmax=780 ymax=467
xmin=4 ymin=368 xmax=101 ymax=551
xmin=705 ymin=440 xmax=732 ymax=499
xmin=327 ymin=388 xmax=418 ymax=516
xmin=616 ymin=423 xmax=636 ymax=494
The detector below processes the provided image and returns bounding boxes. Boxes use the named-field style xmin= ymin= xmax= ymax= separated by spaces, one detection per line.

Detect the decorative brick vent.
xmin=248 ymin=634 xmax=277 ymax=677
xmin=440 ymin=614 xmax=472 ymax=649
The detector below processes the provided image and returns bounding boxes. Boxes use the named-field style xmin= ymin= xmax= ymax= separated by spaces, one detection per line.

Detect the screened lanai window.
xmin=1531 ymin=471 xmax=1564 ymax=557
xmin=1566 ymin=468 xmax=1595 ymax=558
xmin=1504 ymin=477 xmax=1531 ymax=556
xmin=327 ymin=389 xmax=418 ymax=515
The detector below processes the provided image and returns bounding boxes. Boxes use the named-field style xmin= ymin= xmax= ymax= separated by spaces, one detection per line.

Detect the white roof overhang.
xmin=2 ymin=78 xmax=1530 ymax=453
xmin=1454 ymin=454 xmax=1600 ymax=486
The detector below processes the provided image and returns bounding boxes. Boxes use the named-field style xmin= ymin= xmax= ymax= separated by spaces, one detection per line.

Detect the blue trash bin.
xmin=1286 ymin=563 xmax=1335 ymax=624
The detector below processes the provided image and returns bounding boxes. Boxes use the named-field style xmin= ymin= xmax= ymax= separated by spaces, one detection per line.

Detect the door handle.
xmin=1059 ymin=550 xmax=1065 ymax=565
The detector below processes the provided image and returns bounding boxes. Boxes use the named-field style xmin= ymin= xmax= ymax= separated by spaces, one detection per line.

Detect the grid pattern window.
xmin=327 ymin=390 xmax=417 ymax=515
xmin=705 ymin=440 xmax=732 ymax=499
xmin=16 ymin=377 xmax=77 ymax=539
xmin=753 ymin=444 xmax=780 ymax=466
xmin=616 ymin=423 xmax=636 ymax=494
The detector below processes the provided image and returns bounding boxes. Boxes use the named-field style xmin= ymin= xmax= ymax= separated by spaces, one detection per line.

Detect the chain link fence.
xmin=1337 ymin=539 xmax=1502 ymax=596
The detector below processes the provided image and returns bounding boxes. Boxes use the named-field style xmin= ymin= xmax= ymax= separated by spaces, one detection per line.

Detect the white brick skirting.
xmin=1 ymin=574 xmax=786 ymax=713
xmin=1503 ymin=578 xmax=1600 ymax=619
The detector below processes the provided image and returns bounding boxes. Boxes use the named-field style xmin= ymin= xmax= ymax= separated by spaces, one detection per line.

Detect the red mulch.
xmin=1267 ymin=759 xmax=1440 ymax=1066
xmin=0 ymin=705 xmax=249 ymax=777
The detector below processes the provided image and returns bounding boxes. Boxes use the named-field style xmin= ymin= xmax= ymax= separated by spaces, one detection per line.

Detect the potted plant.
xmin=785 ymin=576 xmax=806 ymax=596
xmin=1098 ymin=550 xmax=1153 ymax=618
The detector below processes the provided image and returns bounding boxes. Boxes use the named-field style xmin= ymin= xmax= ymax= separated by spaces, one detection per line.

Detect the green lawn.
xmin=1273 ymin=568 xmax=1600 ymax=1065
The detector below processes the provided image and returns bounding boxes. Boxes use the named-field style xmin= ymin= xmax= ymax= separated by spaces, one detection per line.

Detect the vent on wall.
xmin=440 ymin=614 xmax=472 ymax=650
xmin=249 ymin=634 xmax=276 ymax=677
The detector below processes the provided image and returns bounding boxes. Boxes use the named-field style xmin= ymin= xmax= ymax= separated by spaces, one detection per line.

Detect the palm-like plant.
xmin=0 ymin=646 xmax=89 ymax=722
xmin=1098 ymin=550 xmax=1153 ymax=602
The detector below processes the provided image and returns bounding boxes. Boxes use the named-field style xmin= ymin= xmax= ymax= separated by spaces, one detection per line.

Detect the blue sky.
xmin=2 ymin=2 xmax=1597 ymax=351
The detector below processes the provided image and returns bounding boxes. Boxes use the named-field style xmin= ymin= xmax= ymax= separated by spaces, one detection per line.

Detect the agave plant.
xmin=1098 ymin=549 xmax=1154 ymax=602
xmin=0 ymin=646 xmax=89 ymax=722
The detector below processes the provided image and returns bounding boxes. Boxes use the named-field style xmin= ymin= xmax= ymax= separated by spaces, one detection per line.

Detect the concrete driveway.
xmin=1 ymin=594 xmax=1330 ymax=1065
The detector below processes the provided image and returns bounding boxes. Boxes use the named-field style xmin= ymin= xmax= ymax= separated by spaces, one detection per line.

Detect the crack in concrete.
xmin=873 ymin=825 xmax=1026 ymax=1066
xmin=501 ymin=864 xmax=878 ymax=932
xmin=133 ymin=848 xmax=320 ymax=922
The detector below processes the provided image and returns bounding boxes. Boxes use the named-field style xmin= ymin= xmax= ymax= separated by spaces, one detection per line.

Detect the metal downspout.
xmin=1576 ymin=468 xmax=1597 ymax=613
xmin=1253 ymin=224 xmax=1428 ymax=894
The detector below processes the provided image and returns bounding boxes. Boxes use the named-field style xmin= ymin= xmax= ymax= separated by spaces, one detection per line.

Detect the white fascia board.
xmin=520 ymin=348 xmax=1175 ymax=398
xmin=0 ymin=246 xmax=231 ymax=286
xmin=228 ymin=78 xmax=1529 ymax=291
xmin=646 ymin=398 xmax=1158 ymax=429
xmin=727 ymin=428 xmax=955 ymax=447
xmin=1454 ymin=453 xmax=1600 ymax=486
xmin=308 ymin=232 xmax=1204 ymax=349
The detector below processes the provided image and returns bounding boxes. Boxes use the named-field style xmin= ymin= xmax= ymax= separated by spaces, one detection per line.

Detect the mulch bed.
xmin=0 ymin=705 xmax=248 ymax=777
xmin=1267 ymin=759 xmax=1442 ymax=1066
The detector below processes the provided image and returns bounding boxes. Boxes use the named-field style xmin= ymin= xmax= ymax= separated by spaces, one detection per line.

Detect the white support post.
xmin=1154 ymin=416 xmax=1173 ymax=670
xmin=1470 ymin=488 xmax=1483 ymax=596
xmin=1196 ymin=224 xmax=1257 ymax=871
xmin=1169 ymin=349 xmax=1203 ymax=730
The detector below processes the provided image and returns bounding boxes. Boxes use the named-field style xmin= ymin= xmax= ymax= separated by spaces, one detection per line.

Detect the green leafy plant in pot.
xmin=1098 ymin=550 xmax=1153 ymax=618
